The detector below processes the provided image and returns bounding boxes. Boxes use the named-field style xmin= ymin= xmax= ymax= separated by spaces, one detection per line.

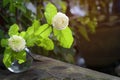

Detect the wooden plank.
xmin=0 ymin=54 xmax=120 ymax=80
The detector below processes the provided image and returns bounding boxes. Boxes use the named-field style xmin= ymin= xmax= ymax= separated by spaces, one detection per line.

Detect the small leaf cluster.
xmin=1 ymin=3 xmax=74 ymax=68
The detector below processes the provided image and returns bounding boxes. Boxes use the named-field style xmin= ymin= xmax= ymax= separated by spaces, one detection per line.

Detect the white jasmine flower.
xmin=8 ymin=35 xmax=26 ymax=52
xmin=52 ymin=12 xmax=69 ymax=30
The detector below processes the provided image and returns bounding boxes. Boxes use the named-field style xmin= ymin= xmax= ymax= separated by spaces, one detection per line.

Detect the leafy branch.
xmin=1 ymin=3 xmax=74 ymax=68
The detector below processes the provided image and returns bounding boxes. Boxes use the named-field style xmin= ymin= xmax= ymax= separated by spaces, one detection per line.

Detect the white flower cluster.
xmin=8 ymin=35 xmax=26 ymax=52
xmin=52 ymin=12 xmax=69 ymax=30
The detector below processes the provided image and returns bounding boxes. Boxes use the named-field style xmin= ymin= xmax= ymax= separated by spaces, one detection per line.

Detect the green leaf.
xmin=25 ymin=20 xmax=40 ymax=37
xmin=19 ymin=31 xmax=26 ymax=38
xmin=44 ymin=3 xmax=57 ymax=24
xmin=3 ymin=47 xmax=12 ymax=68
xmin=3 ymin=0 xmax=10 ymax=7
xmin=53 ymin=27 xmax=74 ymax=48
xmin=24 ymin=26 xmax=33 ymax=40
xmin=1 ymin=39 xmax=8 ymax=47
xmin=32 ymin=20 xmax=41 ymax=32
xmin=40 ymin=27 xmax=52 ymax=38
xmin=26 ymin=26 xmax=34 ymax=36
xmin=24 ymin=20 xmax=40 ymax=47
xmin=79 ymin=26 xmax=90 ymax=41
xmin=35 ymin=24 xmax=51 ymax=37
xmin=25 ymin=26 xmax=35 ymax=47
xmin=25 ymin=23 xmax=51 ymax=47
xmin=36 ymin=37 xmax=54 ymax=50
xmin=8 ymin=24 xmax=19 ymax=36
xmin=15 ymin=50 xmax=26 ymax=64
xmin=26 ymin=36 xmax=37 ymax=47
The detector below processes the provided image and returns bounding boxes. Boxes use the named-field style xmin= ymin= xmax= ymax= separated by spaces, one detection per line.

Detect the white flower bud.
xmin=52 ymin=12 xmax=69 ymax=30
xmin=8 ymin=35 xmax=26 ymax=52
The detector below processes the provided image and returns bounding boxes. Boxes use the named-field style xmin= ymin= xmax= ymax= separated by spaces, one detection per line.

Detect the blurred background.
xmin=0 ymin=0 xmax=120 ymax=77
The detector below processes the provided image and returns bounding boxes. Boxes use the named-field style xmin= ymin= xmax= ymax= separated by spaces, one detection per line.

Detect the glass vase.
xmin=7 ymin=48 xmax=33 ymax=73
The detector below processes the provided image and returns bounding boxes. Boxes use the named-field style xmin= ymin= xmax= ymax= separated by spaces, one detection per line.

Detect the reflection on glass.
xmin=8 ymin=48 xmax=33 ymax=73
